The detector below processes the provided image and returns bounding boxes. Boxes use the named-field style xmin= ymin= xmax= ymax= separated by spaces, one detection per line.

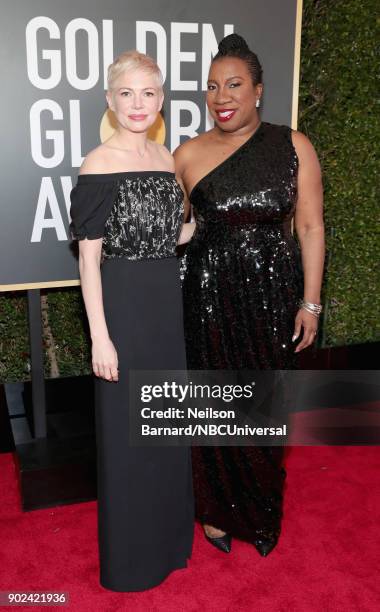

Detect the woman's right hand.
xmin=92 ymin=336 xmax=119 ymax=381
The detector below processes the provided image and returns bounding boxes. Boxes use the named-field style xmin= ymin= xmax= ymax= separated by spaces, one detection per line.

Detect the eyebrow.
xmin=207 ymin=76 xmax=244 ymax=84
xmin=117 ymin=86 xmax=157 ymax=91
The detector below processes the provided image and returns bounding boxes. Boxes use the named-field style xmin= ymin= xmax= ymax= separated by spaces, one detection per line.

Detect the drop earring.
xmin=256 ymin=99 xmax=261 ymax=108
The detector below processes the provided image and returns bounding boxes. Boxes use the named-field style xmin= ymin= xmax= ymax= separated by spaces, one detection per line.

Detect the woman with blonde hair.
xmin=70 ymin=50 xmax=195 ymax=592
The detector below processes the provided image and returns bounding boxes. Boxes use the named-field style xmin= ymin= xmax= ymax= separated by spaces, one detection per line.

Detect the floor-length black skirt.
xmin=94 ymin=257 xmax=194 ymax=592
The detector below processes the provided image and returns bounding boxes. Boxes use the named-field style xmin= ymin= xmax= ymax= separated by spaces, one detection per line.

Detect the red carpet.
xmin=1 ymin=447 xmax=379 ymax=612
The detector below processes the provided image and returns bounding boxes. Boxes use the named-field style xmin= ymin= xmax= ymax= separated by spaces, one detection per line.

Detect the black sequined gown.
xmin=181 ymin=122 xmax=303 ymax=555
xmin=70 ymin=172 xmax=194 ymax=591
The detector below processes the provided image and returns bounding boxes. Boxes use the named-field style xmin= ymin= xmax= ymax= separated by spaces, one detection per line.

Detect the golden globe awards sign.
xmin=0 ymin=0 xmax=302 ymax=290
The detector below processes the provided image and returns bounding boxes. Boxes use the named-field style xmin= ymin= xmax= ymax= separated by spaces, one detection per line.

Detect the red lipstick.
xmin=215 ymin=109 xmax=236 ymax=122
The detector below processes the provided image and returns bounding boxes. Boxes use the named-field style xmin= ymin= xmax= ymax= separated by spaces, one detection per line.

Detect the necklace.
xmin=103 ymin=143 xmax=147 ymax=158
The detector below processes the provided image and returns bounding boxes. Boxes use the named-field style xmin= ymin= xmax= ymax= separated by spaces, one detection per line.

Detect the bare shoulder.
xmin=79 ymin=145 xmax=109 ymax=175
xmin=291 ymin=130 xmax=322 ymax=186
xmin=173 ymin=132 xmax=211 ymax=167
xmin=291 ymin=130 xmax=320 ymax=164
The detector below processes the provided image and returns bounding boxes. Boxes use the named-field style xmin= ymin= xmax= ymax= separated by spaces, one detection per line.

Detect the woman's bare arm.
xmin=77 ymin=154 xmax=118 ymax=380
xmin=177 ymin=222 xmax=196 ymax=245
xmin=174 ymin=145 xmax=192 ymax=221
xmin=292 ymin=131 xmax=325 ymax=352
xmin=175 ymin=166 xmax=196 ymax=245
xmin=78 ymin=238 xmax=108 ymax=341
xmin=78 ymin=238 xmax=118 ymax=381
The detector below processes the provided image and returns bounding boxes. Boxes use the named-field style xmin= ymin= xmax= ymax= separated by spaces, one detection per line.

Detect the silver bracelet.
xmin=299 ymin=300 xmax=323 ymax=317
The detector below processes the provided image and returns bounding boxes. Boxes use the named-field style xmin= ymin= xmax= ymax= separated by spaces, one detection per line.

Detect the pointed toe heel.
xmin=204 ymin=532 xmax=232 ymax=553
xmin=255 ymin=537 xmax=277 ymax=557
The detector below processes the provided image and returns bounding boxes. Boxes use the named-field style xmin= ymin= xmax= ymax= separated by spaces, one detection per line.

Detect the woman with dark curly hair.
xmin=175 ymin=33 xmax=324 ymax=556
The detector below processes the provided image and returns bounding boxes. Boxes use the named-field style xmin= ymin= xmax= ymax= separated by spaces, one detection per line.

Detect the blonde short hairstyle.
xmin=107 ymin=50 xmax=163 ymax=91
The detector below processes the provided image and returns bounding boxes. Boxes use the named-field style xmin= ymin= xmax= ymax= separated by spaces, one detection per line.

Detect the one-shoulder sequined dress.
xmin=70 ymin=171 xmax=194 ymax=591
xmin=181 ymin=122 xmax=303 ymax=555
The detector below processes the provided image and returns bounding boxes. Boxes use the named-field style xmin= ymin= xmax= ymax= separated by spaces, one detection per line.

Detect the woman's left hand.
xmin=292 ymin=308 xmax=319 ymax=352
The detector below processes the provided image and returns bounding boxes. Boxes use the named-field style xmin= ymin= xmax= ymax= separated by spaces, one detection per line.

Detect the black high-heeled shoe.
xmin=204 ymin=531 xmax=232 ymax=553
xmin=255 ymin=537 xmax=277 ymax=557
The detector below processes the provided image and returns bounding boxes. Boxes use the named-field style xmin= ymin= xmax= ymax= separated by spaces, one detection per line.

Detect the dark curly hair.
xmin=213 ymin=33 xmax=263 ymax=86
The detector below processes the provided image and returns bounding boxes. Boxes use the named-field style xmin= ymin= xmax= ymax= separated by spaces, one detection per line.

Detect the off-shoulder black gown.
xmin=181 ymin=122 xmax=303 ymax=555
xmin=70 ymin=171 xmax=194 ymax=591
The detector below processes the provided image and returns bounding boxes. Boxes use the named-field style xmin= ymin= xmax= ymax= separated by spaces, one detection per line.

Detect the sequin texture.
xmin=103 ymin=175 xmax=184 ymax=260
xmin=181 ymin=122 xmax=304 ymax=554
xmin=69 ymin=172 xmax=184 ymax=261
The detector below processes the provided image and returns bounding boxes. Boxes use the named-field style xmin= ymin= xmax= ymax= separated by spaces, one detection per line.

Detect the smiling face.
xmin=207 ymin=57 xmax=263 ymax=133
xmin=106 ymin=68 xmax=164 ymax=133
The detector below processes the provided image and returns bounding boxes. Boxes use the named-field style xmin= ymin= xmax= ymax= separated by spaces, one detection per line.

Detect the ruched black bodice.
xmin=181 ymin=121 xmax=303 ymax=555
xmin=70 ymin=171 xmax=184 ymax=261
